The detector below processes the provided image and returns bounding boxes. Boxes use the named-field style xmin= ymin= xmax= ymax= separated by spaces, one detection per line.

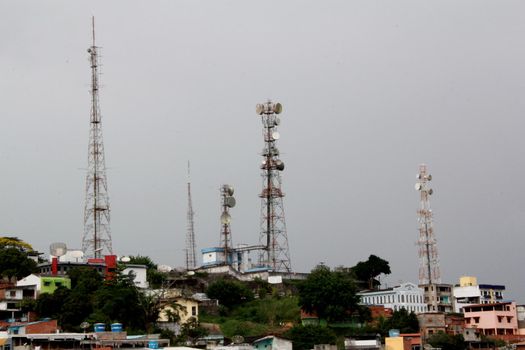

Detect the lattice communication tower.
xmin=256 ymin=100 xmax=292 ymax=273
xmin=219 ymin=185 xmax=236 ymax=264
xmin=185 ymin=161 xmax=197 ymax=270
xmin=82 ymin=17 xmax=113 ymax=258
xmin=415 ymin=164 xmax=441 ymax=285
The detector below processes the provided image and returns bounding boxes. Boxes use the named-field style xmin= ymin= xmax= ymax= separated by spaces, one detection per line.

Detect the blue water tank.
xmin=94 ymin=323 xmax=105 ymax=332
xmin=111 ymin=323 xmax=123 ymax=332
xmin=388 ymin=329 xmax=400 ymax=337
xmin=147 ymin=340 xmax=159 ymax=349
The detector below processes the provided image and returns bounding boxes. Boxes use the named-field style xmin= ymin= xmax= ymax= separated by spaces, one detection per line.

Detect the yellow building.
xmin=385 ymin=337 xmax=405 ymax=350
xmin=158 ymin=297 xmax=199 ymax=324
xmin=459 ymin=276 xmax=478 ymax=287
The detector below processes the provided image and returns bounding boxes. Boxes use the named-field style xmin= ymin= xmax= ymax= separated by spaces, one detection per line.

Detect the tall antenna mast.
xmin=415 ymin=164 xmax=441 ymax=285
xmin=219 ymin=185 xmax=236 ymax=265
xmin=256 ymin=100 xmax=292 ymax=273
xmin=82 ymin=17 xmax=113 ymax=259
xmin=185 ymin=161 xmax=197 ymax=270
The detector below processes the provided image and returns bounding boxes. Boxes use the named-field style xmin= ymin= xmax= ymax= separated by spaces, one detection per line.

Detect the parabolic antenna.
xmin=158 ymin=265 xmax=173 ymax=273
xmin=69 ymin=250 xmax=84 ymax=259
xmin=273 ymin=103 xmax=282 ymax=114
xmin=224 ymin=196 xmax=236 ymax=208
xmin=272 ymin=131 xmax=280 ymax=140
xmin=221 ymin=213 xmax=231 ymax=225
xmin=427 ymin=174 xmax=432 ymax=181
xmin=256 ymin=104 xmax=265 ymax=115
xmin=121 ymin=256 xmax=131 ymax=263
xmin=428 ymin=188 xmax=434 ymax=195
xmin=274 ymin=117 xmax=280 ymax=126
xmin=50 ymin=242 xmax=67 ymax=257
xmin=275 ymin=160 xmax=285 ymax=171
xmin=416 ymin=174 xmax=421 ymax=179
xmin=415 ymin=183 xmax=422 ymax=191
xmin=80 ymin=322 xmax=90 ymax=330
xmin=232 ymin=335 xmax=245 ymax=344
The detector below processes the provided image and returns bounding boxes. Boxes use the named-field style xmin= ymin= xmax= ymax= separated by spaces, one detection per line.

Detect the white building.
xmin=358 ymin=282 xmax=427 ymax=313
xmin=452 ymin=276 xmax=507 ymax=313
xmin=122 ymin=264 xmax=149 ymax=289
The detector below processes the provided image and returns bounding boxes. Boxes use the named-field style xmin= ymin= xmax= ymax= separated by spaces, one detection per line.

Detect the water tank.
xmin=111 ymin=323 xmax=123 ymax=332
xmin=147 ymin=340 xmax=159 ymax=349
xmin=388 ymin=329 xmax=400 ymax=337
xmin=94 ymin=323 xmax=105 ymax=332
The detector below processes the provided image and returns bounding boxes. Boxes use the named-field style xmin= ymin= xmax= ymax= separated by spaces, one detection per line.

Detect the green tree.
xmin=351 ymin=255 xmax=391 ymax=290
xmin=128 ymin=255 xmax=167 ymax=288
xmin=206 ymin=278 xmax=254 ymax=309
xmin=35 ymin=286 xmax=72 ymax=318
xmin=0 ymin=247 xmax=37 ymax=279
xmin=285 ymin=325 xmax=337 ymax=350
xmin=387 ymin=308 xmax=419 ymax=333
xmin=298 ymin=264 xmax=360 ymax=323
xmin=427 ymin=332 xmax=466 ymax=350
xmin=0 ymin=237 xmax=34 ymax=251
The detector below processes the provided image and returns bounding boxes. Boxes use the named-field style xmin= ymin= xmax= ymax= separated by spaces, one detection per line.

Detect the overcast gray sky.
xmin=1 ymin=1 xmax=525 ymax=302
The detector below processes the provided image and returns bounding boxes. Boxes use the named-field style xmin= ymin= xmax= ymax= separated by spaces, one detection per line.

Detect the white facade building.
xmin=358 ymin=282 xmax=428 ymax=313
xmin=122 ymin=264 xmax=149 ymax=289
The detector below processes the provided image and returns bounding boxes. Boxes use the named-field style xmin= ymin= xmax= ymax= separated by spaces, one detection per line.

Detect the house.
xmin=358 ymin=283 xmax=427 ymax=313
xmin=452 ymin=276 xmax=508 ymax=313
xmin=419 ymin=283 xmax=453 ymax=313
xmin=417 ymin=312 xmax=465 ymax=343
xmin=17 ymin=274 xmax=71 ymax=295
xmin=385 ymin=333 xmax=421 ymax=350
xmin=253 ymin=336 xmax=292 ymax=350
xmin=463 ymin=302 xmax=518 ymax=337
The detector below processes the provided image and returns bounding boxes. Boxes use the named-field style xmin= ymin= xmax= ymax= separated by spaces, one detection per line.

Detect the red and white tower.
xmin=415 ymin=164 xmax=441 ymax=285
xmin=256 ymin=100 xmax=292 ymax=273
xmin=81 ymin=18 xmax=113 ymax=258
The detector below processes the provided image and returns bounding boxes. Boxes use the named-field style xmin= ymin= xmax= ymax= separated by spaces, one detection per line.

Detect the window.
xmin=9 ymin=291 xmax=16 ymax=297
xmin=474 ymin=317 xmax=480 ymax=323
xmin=55 ymin=282 xmax=62 ymax=287
xmin=43 ymin=281 xmax=51 ymax=286
xmin=192 ymin=306 xmax=197 ymax=316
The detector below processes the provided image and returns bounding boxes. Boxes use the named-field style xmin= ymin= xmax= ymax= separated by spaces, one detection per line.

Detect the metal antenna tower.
xmin=185 ymin=161 xmax=197 ymax=270
xmin=219 ymin=185 xmax=236 ymax=265
xmin=256 ymin=100 xmax=292 ymax=273
xmin=82 ymin=17 xmax=113 ymax=259
xmin=415 ymin=164 xmax=441 ymax=285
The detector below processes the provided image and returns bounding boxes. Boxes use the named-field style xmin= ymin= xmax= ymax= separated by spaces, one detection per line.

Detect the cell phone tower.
xmin=415 ymin=164 xmax=441 ymax=285
xmin=256 ymin=100 xmax=292 ymax=273
xmin=81 ymin=17 xmax=113 ymax=259
xmin=185 ymin=161 xmax=197 ymax=270
xmin=219 ymin=185 xmax=236 ymax=265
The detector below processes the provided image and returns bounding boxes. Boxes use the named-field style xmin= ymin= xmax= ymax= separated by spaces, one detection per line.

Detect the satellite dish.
xmin=121 ymin=256 xmax=131 ymax=263
xmin=427 ymin=174 xmax=432 ymax=181
xmin=273 ymin=103 xmax=282 ymax=114
xmin=270 ymin=147 xmax=279 ymax=156
xmin=275 ymin=160 xmax=285 ymax=171
xmin=416 ymin=174 xmax=421 ymax=179
xmin=225 ymin=196 xmax=236 ymax=208
xmin=50 ymin=242 xmax=67 ymax=257
xmin=158 ymin=265 xmax=173 ymax=273
xmin=274 ymin=117 xmax=280 ymax=126
xmin=87 ymin=48 xmax=92 ymax=53
xmin=221 ymin=213 xmax=231 ymax=225
xmin=69 ymin=250 xmax=84 ymax=259
xmin=187 ymin=271 xmax=195 ymax=276
xmin=272 ymin=131 xmax=280 ymax=140
xmin=232 ymin=335 xmax=245 ymax=344
xmin=256 ymin=104 xmax=265 ymax=115
xmin=80 ymin=322 xmax=90 ymax=330
xmin=428 ymin=188 xmax=434 ymax=195
xmin=415 ymin=183 xmax=422 ymax=191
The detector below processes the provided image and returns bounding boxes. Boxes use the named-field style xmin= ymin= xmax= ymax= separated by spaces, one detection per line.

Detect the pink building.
xmin=463 ymin=302 xmax=518 ymax=336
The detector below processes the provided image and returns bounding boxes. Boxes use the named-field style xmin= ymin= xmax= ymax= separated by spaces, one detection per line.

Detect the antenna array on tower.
xmin=81 ymin=17 xmax=113 ymax=259
xmin=415 ymin=164 xmax=441 ymax=285
xmin=256 ymin=100 xmax=292 ymax=273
